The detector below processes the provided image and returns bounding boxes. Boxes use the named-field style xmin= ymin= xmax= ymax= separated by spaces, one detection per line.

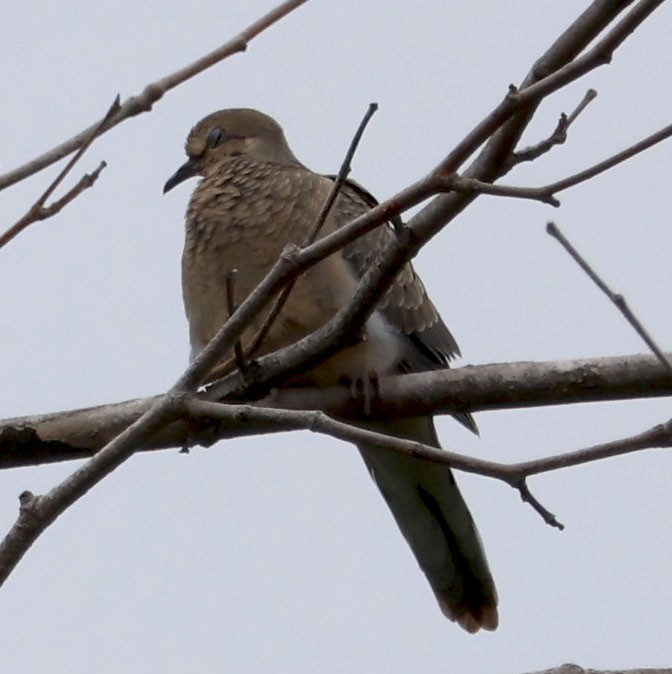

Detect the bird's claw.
xmin=341 ymin=371 xmax=380 ymax=416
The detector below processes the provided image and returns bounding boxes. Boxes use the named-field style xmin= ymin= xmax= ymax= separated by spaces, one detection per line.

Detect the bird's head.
xmin=163 ymin=108 xmax=298 ymax=193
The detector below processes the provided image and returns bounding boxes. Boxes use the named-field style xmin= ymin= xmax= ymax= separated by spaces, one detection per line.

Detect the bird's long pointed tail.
xmin=357 ymin=417 xmax=498 ymax=633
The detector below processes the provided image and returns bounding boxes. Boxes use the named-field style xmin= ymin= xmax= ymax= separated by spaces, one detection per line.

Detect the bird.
xmin=164 ymin=108 xmax=498 ymax=632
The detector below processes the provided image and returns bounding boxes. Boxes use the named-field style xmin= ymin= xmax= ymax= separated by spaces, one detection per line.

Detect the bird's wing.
xmin=329 ymin=177 xmax=461 ymax=373
xmin=329 ymin=177 xmax=477 ymax=433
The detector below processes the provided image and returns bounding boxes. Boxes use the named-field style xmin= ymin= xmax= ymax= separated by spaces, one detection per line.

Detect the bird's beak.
xmin=163 ymin=157 xmax=202 ymax=194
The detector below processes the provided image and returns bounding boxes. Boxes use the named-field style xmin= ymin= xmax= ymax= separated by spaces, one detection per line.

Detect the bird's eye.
xmin=207 ymin=127 xmax=225 ymax=148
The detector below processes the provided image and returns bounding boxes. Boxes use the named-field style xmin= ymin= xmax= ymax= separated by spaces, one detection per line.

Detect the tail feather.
xmin=357 ymin=417 xmax=498 ymax=632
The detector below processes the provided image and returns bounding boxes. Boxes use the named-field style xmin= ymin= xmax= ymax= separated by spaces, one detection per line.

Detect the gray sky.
xmin=2 ymin=1 xmax=672 ymax=672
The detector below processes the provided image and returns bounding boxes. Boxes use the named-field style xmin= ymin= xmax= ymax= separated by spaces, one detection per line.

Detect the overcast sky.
xmin=2 ymin=1 xmax=672 ymax=672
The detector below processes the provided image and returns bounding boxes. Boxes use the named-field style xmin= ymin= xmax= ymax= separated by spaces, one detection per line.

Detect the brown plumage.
xmin=164 ymin=108 xmax=498 ymax=632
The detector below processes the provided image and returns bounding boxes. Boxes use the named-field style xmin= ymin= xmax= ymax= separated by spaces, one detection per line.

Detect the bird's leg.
xmin=362 ymin=370 xmax=380 ymax=416
xmin=340 ymin=370 xmax=380 ymax=417
xmin=225 ymin=269 xmax=247 ymax=374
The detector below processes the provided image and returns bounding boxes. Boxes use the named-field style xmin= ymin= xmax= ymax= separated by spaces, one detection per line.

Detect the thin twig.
xmin=0 ymin=94 xmax=120 ymax=249
xmin=543 ymin=120 xmax=672 ymax=194
xmin=444 ymin=115 xmax=672 ymax=208
xmin=566 ymin=88 xmax=598 ymax=126
xmin=308 ymin=103 xmax=380 ymax=244
xmin=245 ymin=102 xmax=379 ymax=360
xmin=0 ymin=0 xmax=310 ymax=192
xmin=511 ymin=89 xmax=598 ymax=166
xmin=447 ymin=175 xmax=561 ymax=206
xmin=547 ymin=221 xmax=672 ymax=375
xmin=511 ymin=417 xmax=672 ymax=477
xmin=0 ymin=162 xmax=108 ymax=250
xmin=516 ymin=479 xmax=564 ymax=529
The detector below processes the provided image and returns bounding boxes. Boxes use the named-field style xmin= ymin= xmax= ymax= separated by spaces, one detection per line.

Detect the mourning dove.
xmin=164 ymin=109 xmax=498 ymax=632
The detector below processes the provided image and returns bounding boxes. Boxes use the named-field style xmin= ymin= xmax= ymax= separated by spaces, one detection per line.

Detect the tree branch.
xmin=510 ymin=88 xmax=598 ymax=167
xmin=0 ymin=0 xmax=310 ymax=192
xmin=2 ymin=353 xmax=671 ymax=469
xmin=242 ymin=103 xmax=379 ymax=366
xmin=524 ymin=664 xmax=672 ymax=674
xmin=447 ymin=113 xmax=672 ymax=207
xmin=0 ymin=95 xmax=119 ymax=249
xmin=547 ymin=222 xmax=672 ymax=374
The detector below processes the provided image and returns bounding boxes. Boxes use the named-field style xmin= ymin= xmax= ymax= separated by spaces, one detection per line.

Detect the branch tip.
xmin=516 ymin=479 xmax=565 ymax=530
xmin=548 ymin=221 xmax=672 ymax=375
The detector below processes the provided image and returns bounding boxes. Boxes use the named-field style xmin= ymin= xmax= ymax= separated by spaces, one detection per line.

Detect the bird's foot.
xmin=340 ymin=371 xmax=380 ymax=417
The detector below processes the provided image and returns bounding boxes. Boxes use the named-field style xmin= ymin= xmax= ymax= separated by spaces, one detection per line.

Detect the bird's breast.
xmin=181 ymin=160 xmax=400 ymax=380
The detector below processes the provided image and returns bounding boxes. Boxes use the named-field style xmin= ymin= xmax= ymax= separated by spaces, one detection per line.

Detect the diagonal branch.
xmin=543 ymin=120 xmax=672 ymax=194
xmin=0 ymin=162 xmax=107 ymax=250
xmin=0 ymin=96 xmax=120 ymax=249
xmin=510 ymin=89 xmax=598 ymax=167
xmin=0 ymin=0 xmax=310 ymax=192
xmin=441 ymin=114 xmax=672 ymax=208
xmin=245 ymin=103 xmax=379 ymax=362
xmin=547 ymin=221 xmax=672 ymax=374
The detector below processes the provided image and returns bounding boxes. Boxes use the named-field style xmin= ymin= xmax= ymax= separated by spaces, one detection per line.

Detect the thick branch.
xmin=2 ymin=353 xmax=671 ymax=469
xmin=5 ymin=383 xmax=671 ymax=531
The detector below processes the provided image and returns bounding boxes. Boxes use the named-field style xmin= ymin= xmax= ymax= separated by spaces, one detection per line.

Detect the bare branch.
xmin=447 ymin=175 xmax=561 ymax=207
xmin=547 ymin=222 xmax=672 ymax=375
xmin=4 ymin=390 xmax=671 ymax=532
xmin=509 ymin=88 xmax=598 ymax=166
xmin=0 ymin=95 xmax=120 ymax=249
xmin=543 ymin=120 xmax=672 ymax=194
xmin=430 ymin=1 xmax=662 ymax=181
xmin=446 ymin=115 xmax=672 ymax=208
xmin=0 ymin=390 xmax=184 ymax=586
xmin=0 ymin=0 xmax=310 ymax=192
xmin=3 ymin=352 xmax=672 ymax=469
xmin=504 ymin=1 xmax=666 ymax=120
xmin=516 ymin=479 xmax=564 ymax=530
